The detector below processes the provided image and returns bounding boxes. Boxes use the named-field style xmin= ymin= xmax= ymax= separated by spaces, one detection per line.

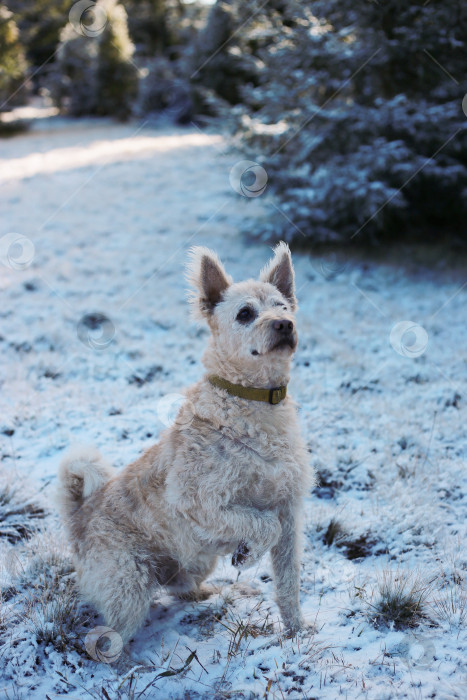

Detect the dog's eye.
xmin=236 ymin=306 xmax=254 ymax=323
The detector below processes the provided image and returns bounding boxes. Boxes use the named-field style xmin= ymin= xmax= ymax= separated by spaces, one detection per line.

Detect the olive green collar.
xmin=209 ymin=375 xmax=287 ymax=405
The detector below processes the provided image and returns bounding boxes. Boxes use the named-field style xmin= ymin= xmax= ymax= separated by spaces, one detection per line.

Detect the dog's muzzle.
xmin=270 ymin=318 xmax=297 ymax=351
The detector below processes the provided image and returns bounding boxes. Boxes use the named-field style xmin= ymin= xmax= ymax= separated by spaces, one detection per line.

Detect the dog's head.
xmin=187 ymin=243 xmax=298 ymax=387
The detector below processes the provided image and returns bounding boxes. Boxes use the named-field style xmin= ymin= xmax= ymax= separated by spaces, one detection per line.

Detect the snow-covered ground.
xmin=0 ymin=118 xmax=466 ymax=699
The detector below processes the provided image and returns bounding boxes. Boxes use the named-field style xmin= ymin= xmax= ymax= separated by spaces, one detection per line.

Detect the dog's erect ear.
xmin=259 ymin=241 xmax=297 ymax=310
xmin=186 ymin=246 xmax=233 ymax=319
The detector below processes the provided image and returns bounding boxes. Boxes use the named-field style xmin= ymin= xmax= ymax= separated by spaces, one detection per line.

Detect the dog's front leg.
xmin=270 ymin=503 xmax=304 ymax=635
xmin=224 ymin=505 xmax=282 ymax=566
xmin=191 ymin=504 xmax=281 ymax=565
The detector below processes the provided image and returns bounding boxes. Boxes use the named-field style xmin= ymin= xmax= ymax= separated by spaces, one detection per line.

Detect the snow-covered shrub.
xmin=365 ymin=568 xmax=432 ymax=629
xmin=95 ymin=0 xmax=138 ymax=119
xmin=190 ymin=0 xmax=261 ymax=109
xmin=205 ymin=0 xmax=467 ymax=244
xmin=0 ymin=466 xmax=84 ymax=652
xmin=0 ymin=474 xmax=46 ymax=544
xmin=0 ymin=6 xmax=27 ymax=110
xmin=23 ymin=570 xmax=79 ymax=649
xmin=51 ymin=23 xmax=98 ymax=116
xmin=51 ymin=0 xmax=138 ymax=119
xmin=431 ymin=570 xmax=467 ymax=631
xmin=125 ymin=0 xmax=175 ymax=55
xmin=8 ymin=531 xmax=87 ymax=652
xmin=137 ymin=56 xmax=193 ymax=123
xmin=134 ymin=1 xmax=211 ymax=122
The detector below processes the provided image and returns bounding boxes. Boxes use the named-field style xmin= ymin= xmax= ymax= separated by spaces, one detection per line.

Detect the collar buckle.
xmin=269 ymin=387 xmax=283 ymax=405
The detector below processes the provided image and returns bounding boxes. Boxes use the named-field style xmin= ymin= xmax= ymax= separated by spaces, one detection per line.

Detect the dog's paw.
xmin=281 ymin=615 xmax=316 ymax=639
xmin=282 ymin=624 xmax=303 ymax=639
xmin=232 ymin=540 xmax=250 ymax=568
xmin=176 ymin=584 xmax=215 ymax=602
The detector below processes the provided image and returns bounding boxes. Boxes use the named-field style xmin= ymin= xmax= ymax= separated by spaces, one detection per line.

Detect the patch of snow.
xmin=0 ymin=119 xmax=466 ymax=699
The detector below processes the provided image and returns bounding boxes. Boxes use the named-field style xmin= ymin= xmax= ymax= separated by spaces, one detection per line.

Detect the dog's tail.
xmin=57 ymin=446 xmax=113 ymax=518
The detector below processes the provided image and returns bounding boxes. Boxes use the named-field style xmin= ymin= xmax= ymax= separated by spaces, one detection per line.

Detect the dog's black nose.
xmin=272 ymin=319 xmax=294 ymax=334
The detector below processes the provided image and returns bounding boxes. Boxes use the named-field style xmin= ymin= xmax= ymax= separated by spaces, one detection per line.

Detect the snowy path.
xmin=0 ymin=119 xmax=466 ymax=698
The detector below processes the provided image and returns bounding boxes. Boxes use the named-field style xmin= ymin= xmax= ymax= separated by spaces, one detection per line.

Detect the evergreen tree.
xmin=204 ymin=0 xmax=467 ymax=244
xmin=7 ymin=0 xmax=70 ymax=70
xmin=96 ymin=0 xmax=139 ymax=119
xmin=52 ymin=0 xmax=138 ymax=119
xmin=124 ymin=0 xmax=173 ymax=55
xmin=0 ymin=5 xmax=27 ymax=110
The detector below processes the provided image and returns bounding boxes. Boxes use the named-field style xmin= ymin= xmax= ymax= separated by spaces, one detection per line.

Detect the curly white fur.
xmin=57 ymin=243 xmax=315 ymax=644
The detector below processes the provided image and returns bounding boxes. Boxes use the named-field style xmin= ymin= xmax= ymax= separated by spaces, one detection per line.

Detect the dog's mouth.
xmin=269 ymin=335 xmax=297 ymax=352
xmin=251 ymin=335 xmax=297 ymax=356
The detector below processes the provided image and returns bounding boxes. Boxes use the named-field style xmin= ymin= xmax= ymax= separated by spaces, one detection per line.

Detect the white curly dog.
xmin=57 ymin=242 xmax=314 ymax=645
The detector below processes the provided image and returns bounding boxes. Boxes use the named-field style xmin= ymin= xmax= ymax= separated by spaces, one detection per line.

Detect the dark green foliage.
xmin=190 ymin=0 xmax=261 ymax=106
xmin=0 ymin=5 xmax=27 ymax=110
xmin=125 ymin=0 xmax=173 ymax=55
xmin=135 ymin=1 xmax=209 ymax=122
xmin=137 ymin=56 xmax=193 ymax=123
xmin=51 ymin=0 xmax=138 ymax=119
xmin=95 ymin=0 xmax=139 ymax=119
xmin=7 ymin=0 xmax=70 ymax=70
xmin=208 ymin=0 xmax=467 ymax=244
xmin=52 ymin=24 xmax=98 ymax=116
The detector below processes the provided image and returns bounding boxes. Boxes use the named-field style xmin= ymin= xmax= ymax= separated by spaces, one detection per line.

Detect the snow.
xmin=0 ymin=117 xmax=466 ymax=698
